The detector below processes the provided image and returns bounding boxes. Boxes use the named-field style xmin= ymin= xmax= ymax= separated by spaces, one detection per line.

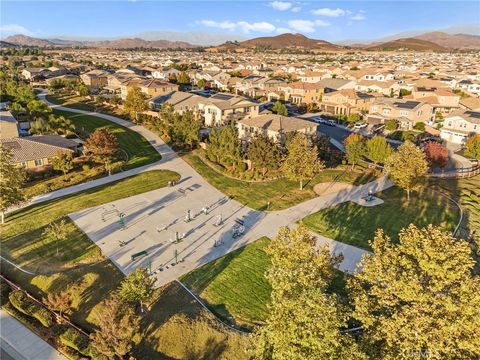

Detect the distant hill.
xmin=0 ymin=40 xmax=17 ymax=48
xmin=3 ymin=34 xmax=196 ymax=49
xmin=366 ymin=37 xmax=447 ymax=51
xmin=211 ymin=33 xmax=342 ymax=51
xmin=413 ymin=31 xmax=480 ymax=49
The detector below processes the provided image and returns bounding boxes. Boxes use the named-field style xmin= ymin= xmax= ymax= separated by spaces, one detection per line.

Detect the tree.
xmin=253 ymin=226 xmax=363 ymax=360
xmin=344 ymin=133 xmax=365 ymax=169
xmin=197 ymin=78 xmax=206 ymax=88
xmin=118 ymin=268 xmax=156 ymax=311
xmin=43 ymin=289 xmax=71 ymax=317
xmin=385 ymin=119 xmax=398 ymax=131
xmin=177 ymin=71 xmax=191 ymax=85
xmin=0 ymin=146 xmax=26 ymax=224
xmin=47 ymin=114 xmax=75 ymax=136
xmin=282 ymin=133 xmax=324 ymax=190
xmin=413 ymin=121 xmax=425 ymax=131
xmin=384 ymin=141 xmax=428 ymax=200
xmin=247 ymin=133 xmax=281 ymax=177
xmin=424 ymin=141 xmax=449 ymax=169
xmin=206 ymin=124 xmax=241 ymax=168
xmin=52 ymin=151 xmax=74 ymax=176
xmin=84 ymin=128 xmax=119 ymax=174
xmin=366 ymin=136 xmax=393 ymax=165
xmin=90 ymin=293 xmax=140 ymax=358
xmin=124 ymin=87 xmax=147 ymax=122
xmin=312 ymin=133 xmax=332 ymax=161
xmin=77 ymin=84 xmax=90 ymax=97
xmin=350 ymin=225 xmax=480 ymax=359
xmin=465 ymin=134 xmax=480 ymax=160
xmin=272 ymin=101 xmax=288 ymax=116
xmin=26 ymin=99 xmax=52 ymax=121
xmin=42 ymin=219 xmax=69 ymax=256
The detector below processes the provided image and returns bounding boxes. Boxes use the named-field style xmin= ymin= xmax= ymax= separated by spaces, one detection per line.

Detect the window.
xmin=400 ymin=110 xmax=409 ymax=116
xmin=371 ymin=106 xmax=377 ymax=112
xmin=20 ymin=161 xmax=27 ymax=168
xmin=34 ymin=159 xmax=43 ymax=166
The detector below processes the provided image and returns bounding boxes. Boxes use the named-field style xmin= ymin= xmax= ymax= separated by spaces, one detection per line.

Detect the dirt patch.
xmin=313 ymin=182 xmax=354 ymax=196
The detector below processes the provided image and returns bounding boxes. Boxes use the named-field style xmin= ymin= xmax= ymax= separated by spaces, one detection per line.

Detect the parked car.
xmin=311 ymin=116 xmax=326 ymax=124
xmin=354 ymin=122 xmax=368 ymax=129
xmin=325 ymin=119 xmax=336 ymax=127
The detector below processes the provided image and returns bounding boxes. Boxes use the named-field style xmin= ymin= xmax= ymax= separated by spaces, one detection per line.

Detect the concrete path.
xmin=35 ymin=91 xmax=392 ymax=285
xmin=0 ymin=310 xmax=66 ymax=360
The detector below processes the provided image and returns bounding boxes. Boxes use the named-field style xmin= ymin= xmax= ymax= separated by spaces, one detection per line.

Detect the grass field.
xmin=301 ymin=186 xmax=460 ymax=250
xmin=1 ymin=170 xmax=179 ymax=272
xmin=182 ymin=151 xmax=376 ymax=211
xmin=55 ymin=110 xmax=161 ymax=170
xmin=46 ymin=94 xmax=95 ymax=112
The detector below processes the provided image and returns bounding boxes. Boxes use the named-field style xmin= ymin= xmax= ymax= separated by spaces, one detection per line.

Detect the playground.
xmin=69 ymin=178 xmax=268 ymax=287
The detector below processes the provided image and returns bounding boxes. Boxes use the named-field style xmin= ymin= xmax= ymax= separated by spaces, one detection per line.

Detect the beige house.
xmin=0 ymin=111 xmax=19 ymax=139
xmin=278 ymin=81 xmax=323 ymax=105
xmin=409 ymin=87 xmax=460 ymax=114
xmin=440 ymin=110 xmax=480 ymax=144
xmin=356 ymin=80 xmax=400 ymax=96
xmin=201 ymin=93 xmax=259 ymax=126
xmin=319 ymin=90 xmax=375 ymax=116
xmin=237 ymin=114 xmax=318 ymax=143
xmin=149 ymin=91 xmax=203 ymax=115
xmin=80 ymin=70 xmax=109 ymax=89
xmin=120 ymin=79 xmax=179 ymax=100
xmin=367 ymin=98 xmax=433 ymax=129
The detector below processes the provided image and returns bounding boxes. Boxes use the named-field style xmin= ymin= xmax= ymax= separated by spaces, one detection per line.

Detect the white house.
xmin=440 ymin=110 xmax=480 ymax=144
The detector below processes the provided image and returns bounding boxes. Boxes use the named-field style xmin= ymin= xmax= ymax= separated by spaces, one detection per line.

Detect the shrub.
xmin=0 ymin=281 xmax=11 ymax=305
xmin=59 ymin=328 xmax=91 ymax=356
xmin=236 ymin=162 xmax=247 ymax=173
xmin=82 ymin=164 xmax=90 ymax=172
xmin=413 ymin=122 xmax=425 ymax=131
xmin=8 ymin=290 xmax=53 ymax=328
xmin=385 ymin=119 xmax=398 ymax=131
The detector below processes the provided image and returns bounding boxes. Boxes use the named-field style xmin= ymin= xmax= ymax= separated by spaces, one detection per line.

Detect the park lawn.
xmin=429 ymin=175 xmax=480 ymax=239
xmin=301 ymin=186 xmax=460 ymax=250
xmin=46 ymin=93 xmax=95 ymax=112
xmin=55 ymin=109 xmax=161 ymax=170
xmin=182 ymin=151 xmax=376 ymax=211
xmin=1 ymin=170 xmax=180 ymax=273
xmin=181 ymin=237 xmax=272 ymax=329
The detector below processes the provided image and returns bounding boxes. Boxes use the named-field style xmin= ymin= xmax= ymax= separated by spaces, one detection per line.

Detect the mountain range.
xmin=3 ymin=31 xmax=480 ymax=51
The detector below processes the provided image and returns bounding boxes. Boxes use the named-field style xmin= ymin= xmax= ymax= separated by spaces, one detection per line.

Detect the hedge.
xmin=8 ymin=290 xmax=53 ymax=328
xmin=59 ymin=327 xmax=91 ymax=356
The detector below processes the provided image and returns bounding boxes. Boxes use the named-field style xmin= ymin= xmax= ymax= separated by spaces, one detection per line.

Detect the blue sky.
xmin=1 ymin=1 xmax=479 ymax=42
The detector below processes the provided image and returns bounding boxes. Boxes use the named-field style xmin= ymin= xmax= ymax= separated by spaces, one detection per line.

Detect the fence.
xmin=429 ymin=160 xmax=480 ymax=179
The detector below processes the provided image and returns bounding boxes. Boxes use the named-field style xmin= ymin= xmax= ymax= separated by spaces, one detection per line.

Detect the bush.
xmin=236 ymin=162 xmax=247 ymax=173
xmin=385 ymin=119 xmax=398 ymax=131
xmin=413 ymin=122 xmax=425 ymax=131
xmin=0 ymin=281 xmax=11 ymax=305
xmin=8 ymin=290 xmax=53 ymax=328
xmin=59 ymin=328 xmax=91 ymax=356
xmin=82 ymin=164 xmax=90 ymax=172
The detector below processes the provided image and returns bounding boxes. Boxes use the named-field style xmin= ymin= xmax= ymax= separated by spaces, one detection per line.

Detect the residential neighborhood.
xmin=1 ymin=1 xmax=480 ymax=359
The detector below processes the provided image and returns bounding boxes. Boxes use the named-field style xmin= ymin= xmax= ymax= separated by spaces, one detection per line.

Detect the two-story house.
xmin=440 ymin=110 xmax=480 ymax=144
xmin=367 ymin=98 xmax=433 ymax=129
xmin=409 ymin=87 xmax=460 ymax=115
xmin=319 ymin=89 xmax=375 ymax=116
xmin=201 ymin=93 xmax=259 ymax=126
xmin=120 ymin=79 xmax=179 ymax=100
xmin=80 ymin=70 xmax=109 ymax=90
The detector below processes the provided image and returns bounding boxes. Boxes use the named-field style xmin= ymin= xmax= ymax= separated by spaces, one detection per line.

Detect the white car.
xmin=354 ymin=122 xmax=368 ymax=129
xmin=312 ymin=116 xmax=326 ymax=124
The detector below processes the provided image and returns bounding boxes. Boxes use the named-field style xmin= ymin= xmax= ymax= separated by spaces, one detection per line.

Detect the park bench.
xmin=131 ymin=250 xmax=148 ymax=261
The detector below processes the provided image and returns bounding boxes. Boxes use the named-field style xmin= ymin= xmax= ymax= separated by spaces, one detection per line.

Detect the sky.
xmin=1 ymin=1 xmax=479 ymax=43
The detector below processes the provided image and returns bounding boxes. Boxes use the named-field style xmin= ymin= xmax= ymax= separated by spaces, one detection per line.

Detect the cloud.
xmin=199 ymin=20 xmax=276 ymax=33
xmin=0 ymin=24 xmax=33 ymax=36
xmin=349 ymin=12 xmax=366 ymax=21
xmin=311 ymin=8 xmax=346 ymax=17
xmin=287 ymin=19 xmax=331 ymax=33
xmin=315 ymin=20 xmax=331 ymax=27
xmin=269 ymin=1 xmax=292 ymax=11
xmin=291 ymin=7 xmax=301 ymax=13
xmin=276 ymin=27 xmax=292 ymax=34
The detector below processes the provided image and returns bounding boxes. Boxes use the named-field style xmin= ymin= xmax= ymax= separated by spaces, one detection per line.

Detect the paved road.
xmin=31 ymin=92 xmax=392 ymax=286
xmin=0 ymin=310 xmax=67 ymax=360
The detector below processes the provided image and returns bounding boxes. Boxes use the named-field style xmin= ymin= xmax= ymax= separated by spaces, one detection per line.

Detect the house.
xmin=237 ymin=114 xmax=318 ymax=143
xmin=440 ymin=110 xmax=480 ymax=144
xmin=460 ymin=97 xmax=480 ymax=112
xmin=235 ymin=75 xmax=286 ymax=98
xmin=0 ymin=135 xmax=79 ymax=169
xmin=46 ymin=66 xmax=67 ymax=78
xmin=316 ymin=78 xmax=357 ymax=93
xmin=21 ymin=68 xmax=47 ymax=81
xmin=356 ymin=80 xmax=400 ymax=96
xmin=80 ymin=70 xmax=109 ymax=89
xmin=457 ymin=80 xmax=480 ymax=95
xmin=152 ymin=67 xmax=180 ymax=80
xmin=201 ymin=93 xmax=259 ymax=126
xmin=278 ymin=82 xmax=323 ymax=105
xmin=367 ymin=98 xmax=433 ymax=130
xmin=0 ymin=111 xmax=19 ymax=139
xmin=120 ymin=79 xmax=179 ymax=100
xmin=297 ymin=71 xmax=328 ymax=83
xmin=409 ymin=87 xmax=460 ymax=114
xmin=149 ymin=91 xmax=203 ymax=114
xmin=319 ymin=89 xmax=375 ymax=116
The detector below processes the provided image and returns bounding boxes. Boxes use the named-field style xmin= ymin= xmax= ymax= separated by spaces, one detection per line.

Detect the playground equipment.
xmin=101 ymin=206 xmax=120 ymax=222
xmin=184 ymin=209 xmax=192 ymax=223
xmin=131 ymin=250 xmax=148 ymax=261
xmin=214 ymin=214 xmax=223 ymax=227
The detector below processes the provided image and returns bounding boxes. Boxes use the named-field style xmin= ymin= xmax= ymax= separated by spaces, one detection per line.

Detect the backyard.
xmin=301 ymin=185 xmax=460 ymax=250
xmin=182 ymin=151 xmax=376 ymax=211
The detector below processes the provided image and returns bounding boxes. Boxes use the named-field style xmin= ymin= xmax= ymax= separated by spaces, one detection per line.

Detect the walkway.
xmin=0 ymin=310 xmax=67 ymax=360
xmin=29 ymin=92 xmax=392 ymax=285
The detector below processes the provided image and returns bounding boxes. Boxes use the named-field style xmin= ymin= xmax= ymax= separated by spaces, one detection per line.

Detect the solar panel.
xmin=393 ymin=101 xmax=419 ymax=109
xmin=465 ymin=111 xmax=480 ymax=119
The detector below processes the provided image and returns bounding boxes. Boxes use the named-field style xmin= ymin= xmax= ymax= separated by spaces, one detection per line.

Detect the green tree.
xmin=272 ymin=101 xmax=288 ymax=116
xmin=42 ymin=219 xmax=69 ymax=256
xmin=366 ymin=136 xmax=393 ymax=165
xmin=43 ymin=289 xmax=71 ymax=317
xmin=465 ymin=134 xmax=480 ymax=160
xmin=282 ymin=133 xmax=324 ymax=190
xmin=51 ymin=151 xmax=74 ymax=176
xmin=253 ymin=226 xmax=363 ymax=360
xmin=247 ymin=133 xmax=281 ymax=176
xmin=0 ymin=146 xmax=26 ymax=224
xmin=77 ymin=83 xmax=90 ymax=97
xmin=197 ymin=78 xmax=206 ymax=88
xmin=344 ymin=133 xmax=366 ymax=169
xmin=84 ymin=128 xmax=119 ymax=174
xmin=385 ymin=119 xmax=398 ymax=131
xmin=90 ymin=293 xmax=140 ymax=359
xmin=206 ymin=124 xmax=241 ymax=168
xmin=9 ymin=102 xmax=25 ymax=117
xmin=350 ymin=225 xmax=480 ymax=359
xmin=384 ymin=141 xmax=428 ymax=200
xmin=26 ymin=99 xmax=52 ymax=122
xmin=177 ymin=71 xmax=191 ymax=85
xmin=124 ymin=87 xmax=148 ymax=123
xmin=118 ymin=268 xmax=156 ymax=312
xmin=47 ymin=114 xmax=75 ymax=136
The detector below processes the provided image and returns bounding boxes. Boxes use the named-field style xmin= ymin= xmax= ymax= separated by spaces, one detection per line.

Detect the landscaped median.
xmin=300 ymin=186 xmax=460 ymax=250
xmin=182 ymin=150 xmax=377 ymax=211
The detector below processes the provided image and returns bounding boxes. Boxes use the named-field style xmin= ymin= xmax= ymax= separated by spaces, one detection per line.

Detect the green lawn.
xmin=301 ymin=186 xmax=460 ymax=250
xmin=182 ymin=151 xmax=376 ymax=211
xmin=181 ymin=237 xmax=272 ymax=329
xmin=1 ymin=170 xmax=179 ymax=272
xmin=55 ymin=110 xmax=161 ymax=170
xmin=46 ymin=94 xmax=95 ymax=112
